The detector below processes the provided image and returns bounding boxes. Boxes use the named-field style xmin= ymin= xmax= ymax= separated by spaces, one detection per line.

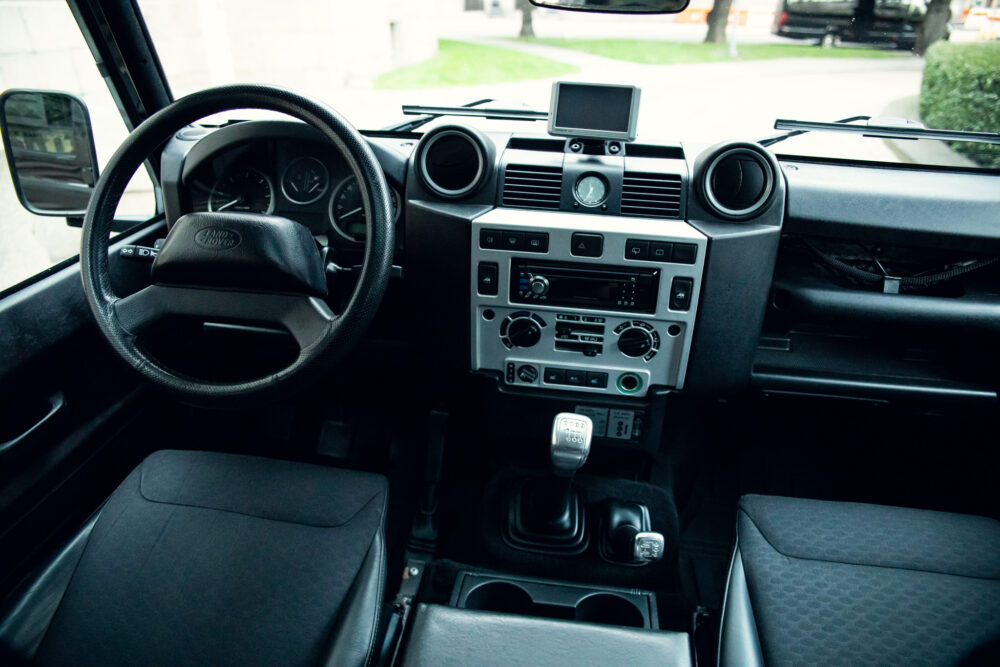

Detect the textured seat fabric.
xmin=403 ymin=603 xmax=693 ymax=667
xmin=0 ymin=450 xmax=388 ymax=667
xmin=719 ymin=494 xmax=1000 ymax=667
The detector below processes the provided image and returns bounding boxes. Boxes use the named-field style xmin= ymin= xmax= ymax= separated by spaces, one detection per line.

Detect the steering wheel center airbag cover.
xmin=152 ymin=212 xmax=327 ymax=297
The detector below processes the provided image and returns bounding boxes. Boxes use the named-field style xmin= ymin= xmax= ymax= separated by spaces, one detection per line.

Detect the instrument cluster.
xmin=184 ymin=138 xmax=400 ymax=244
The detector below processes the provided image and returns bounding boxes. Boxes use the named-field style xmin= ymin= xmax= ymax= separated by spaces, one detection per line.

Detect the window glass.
xmin=0 ymin=0 xmax=155 ymax=293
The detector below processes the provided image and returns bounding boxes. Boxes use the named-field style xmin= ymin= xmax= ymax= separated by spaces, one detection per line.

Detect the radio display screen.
xmin=511 ymin=259 xmax=659 ymax=314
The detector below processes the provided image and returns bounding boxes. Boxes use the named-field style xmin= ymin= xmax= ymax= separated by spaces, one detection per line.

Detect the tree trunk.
xmin=914 ymin=0 xmax=950 ymax=55
xmin=518 ymin=0 xmax=536 ymax=38
xmin=704 ymin=0 xmax=734 ymax=44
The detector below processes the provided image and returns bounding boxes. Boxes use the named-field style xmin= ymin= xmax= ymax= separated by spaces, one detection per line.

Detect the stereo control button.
xmin=528 ymin=275 xmax=550 ymax=296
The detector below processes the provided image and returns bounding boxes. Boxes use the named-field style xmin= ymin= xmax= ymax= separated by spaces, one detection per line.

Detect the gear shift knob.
xmin=550 ymin=413 xmax=593 ymax=476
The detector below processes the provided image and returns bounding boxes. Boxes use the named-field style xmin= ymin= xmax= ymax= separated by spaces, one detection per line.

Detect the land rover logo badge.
xmin=195 ymin=227 xmax=241 ymax=250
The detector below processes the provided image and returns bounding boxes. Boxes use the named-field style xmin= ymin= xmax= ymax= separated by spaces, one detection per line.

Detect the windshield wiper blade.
xmin=759 ymin=116 xmax=870 ymax=147
xmin=761 ymin=117 xmax=1000 ymax=147
xmin=398 ymin=104 xmax=548 ymax=124
xmin=382 ymin=98 xmax=495 ymax=133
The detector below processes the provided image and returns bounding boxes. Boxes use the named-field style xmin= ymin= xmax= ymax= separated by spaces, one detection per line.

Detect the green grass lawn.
xmin=514 ymin=38 xmax=906 ymax=64
xmin=375 ymin=40 xmax=579 ymax=89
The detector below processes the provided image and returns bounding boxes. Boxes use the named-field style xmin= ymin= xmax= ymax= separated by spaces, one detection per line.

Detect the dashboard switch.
xmin=571 ymin=233 xmax=603 ymax=257
xmin=670 ymin=277 xmax=694 ymax=311
xmin=480 ymin=228 xmax=501 ymax=249
xmin=625 ymin=239 xmax=649 ymax=260
xmin=565 ymin=369 xmax=586 ymax=386
xmin=586 ymin=372 xmax=609 ymax=388
xmin=544 ymin=367 xmax=566 ymax=384
xmin=503 ymin=231 xmax=525 ymax=250
xmin=650 ymin=242 xmax=672 ymax=261
xmin=671 ymin=243 xmax=697 ymax=264
xmin=525 ymin=232 xmax=549 ymax=253
xmin=477 ymin=262 xmax=499 ymax=296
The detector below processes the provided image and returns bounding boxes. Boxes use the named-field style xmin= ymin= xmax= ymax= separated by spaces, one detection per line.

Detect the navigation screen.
xmin=549 ymin=83 xmax=639 ymax=140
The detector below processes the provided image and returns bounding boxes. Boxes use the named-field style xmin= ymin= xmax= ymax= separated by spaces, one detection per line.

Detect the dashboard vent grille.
xmin=621 ymin=172 xmax=682 ymax=218
xmin=503 ymin=164 xmax=563 ymax=210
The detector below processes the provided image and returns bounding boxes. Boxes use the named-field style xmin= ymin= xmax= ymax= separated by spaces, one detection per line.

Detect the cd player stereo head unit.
xmin=511 ymin=259 xmax=659 ymax=314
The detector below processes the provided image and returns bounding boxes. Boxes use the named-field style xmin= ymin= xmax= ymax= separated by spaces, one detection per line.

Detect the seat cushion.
xmin=11 ymin=450 xmax=387 ymax=667
xmin=720 ymin=494 xmax=1000 ymax=667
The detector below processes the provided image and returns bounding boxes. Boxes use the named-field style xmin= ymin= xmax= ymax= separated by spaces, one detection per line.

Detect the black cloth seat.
xmin=0 ymin=450 xmax=388 ymax=667
xmin=719 ymin=494 xmax=1000 ymax=667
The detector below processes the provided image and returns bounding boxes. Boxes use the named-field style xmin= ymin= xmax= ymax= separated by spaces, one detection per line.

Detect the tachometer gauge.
xmin=574 ymin=173 xmax=608 ymax=207
xmin=209 ymin=167 xmax=274 ymax=213
xmin=280 ymin=157 xmax=329 ymax=205
xmin=328 ymin=176 xmax=400 ymax=243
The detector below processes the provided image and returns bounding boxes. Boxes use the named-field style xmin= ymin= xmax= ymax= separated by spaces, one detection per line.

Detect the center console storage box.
xmin=402 ymin=603 xmax=692 ymax=667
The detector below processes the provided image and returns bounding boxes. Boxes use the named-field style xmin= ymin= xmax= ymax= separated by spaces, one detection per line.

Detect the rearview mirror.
xmin=529 ymin=0 xmax=690 ymax=13
xmin=0 ymin=89 xmax=99 ymax=217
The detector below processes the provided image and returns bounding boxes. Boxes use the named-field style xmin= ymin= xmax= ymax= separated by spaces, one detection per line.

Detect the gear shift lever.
xmin=550 ymin=413 xmax=593 ymax=476
xmin=504 ymin=413 xmax=593 ymax=554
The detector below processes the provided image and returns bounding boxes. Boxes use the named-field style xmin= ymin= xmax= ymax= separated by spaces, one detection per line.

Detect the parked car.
xmin=773 ymin=0 xmax=931 ymax=48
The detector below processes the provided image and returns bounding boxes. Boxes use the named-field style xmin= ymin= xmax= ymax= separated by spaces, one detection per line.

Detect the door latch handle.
xmin=0 ymin=391 xmax=65 ymax=456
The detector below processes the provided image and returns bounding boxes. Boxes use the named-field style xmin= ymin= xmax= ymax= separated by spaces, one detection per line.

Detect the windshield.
xmin=138 ymin=0 xmax=999 ymax=169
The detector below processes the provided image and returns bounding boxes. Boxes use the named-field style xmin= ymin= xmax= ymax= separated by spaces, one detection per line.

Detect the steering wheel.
xmin=81 ymin=85 xmax=393 ymax=406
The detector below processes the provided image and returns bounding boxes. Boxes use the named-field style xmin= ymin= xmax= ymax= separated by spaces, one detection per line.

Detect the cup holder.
xmin=574 ymin=593 xmax=645 ymax=628
xmin=464 ymin=581 xmax=535 ymax=616
xmin=455 ymin=574 xmax=654 ymax=629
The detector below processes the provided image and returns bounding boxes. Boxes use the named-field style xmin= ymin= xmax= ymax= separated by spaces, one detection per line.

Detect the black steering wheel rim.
xmin=81 ymin=85 xmax=393 ymax=406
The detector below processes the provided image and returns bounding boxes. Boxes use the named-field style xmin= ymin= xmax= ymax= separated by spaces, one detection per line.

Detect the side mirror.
xmin=0 ymin=89 xmax=100 ymax=217
xmin=529 ymin=0 xmax=690 ymax=13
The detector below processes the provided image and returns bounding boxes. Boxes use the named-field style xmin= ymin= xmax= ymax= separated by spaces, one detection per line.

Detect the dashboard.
xmin=156 ymin=103 xmax=1000 ymax=440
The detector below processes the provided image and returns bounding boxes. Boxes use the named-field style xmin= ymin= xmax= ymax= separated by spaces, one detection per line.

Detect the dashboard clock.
xmin=575 ymin=174 xmax=608 ymax=207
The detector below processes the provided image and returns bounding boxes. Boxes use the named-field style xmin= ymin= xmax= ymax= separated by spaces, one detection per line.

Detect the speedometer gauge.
xmin=281 ymin=157 xmax=329 ymax=204
xmin=209 ymin=167 xmax=274 ymax=214
xmin=328 ymin=176 xmax=400 ymax=244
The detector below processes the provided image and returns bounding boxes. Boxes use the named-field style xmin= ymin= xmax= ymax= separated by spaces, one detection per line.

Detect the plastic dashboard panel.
xmin=780 ymin=159 xmax=1000 ymax=252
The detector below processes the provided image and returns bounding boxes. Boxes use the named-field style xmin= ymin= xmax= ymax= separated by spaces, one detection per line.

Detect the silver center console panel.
xmin=471 ymin=208 xmax=706 ymax=397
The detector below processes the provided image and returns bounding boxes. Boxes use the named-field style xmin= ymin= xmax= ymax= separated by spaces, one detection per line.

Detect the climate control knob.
xmin=617 ymin=327 xmax=653 ymax=358
xmin=501 ymin=313 xmax=548 ymax=349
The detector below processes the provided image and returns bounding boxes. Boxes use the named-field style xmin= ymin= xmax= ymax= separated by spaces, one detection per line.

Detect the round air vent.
xmin=700 ymin=144 xmax=776 ymax=220
xmin=415 ymin=125 xmax=491 ymax=199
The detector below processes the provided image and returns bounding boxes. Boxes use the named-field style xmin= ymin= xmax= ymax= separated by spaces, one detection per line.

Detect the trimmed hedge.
xmin=919 ymin=41 xmax=1000 ymax=168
